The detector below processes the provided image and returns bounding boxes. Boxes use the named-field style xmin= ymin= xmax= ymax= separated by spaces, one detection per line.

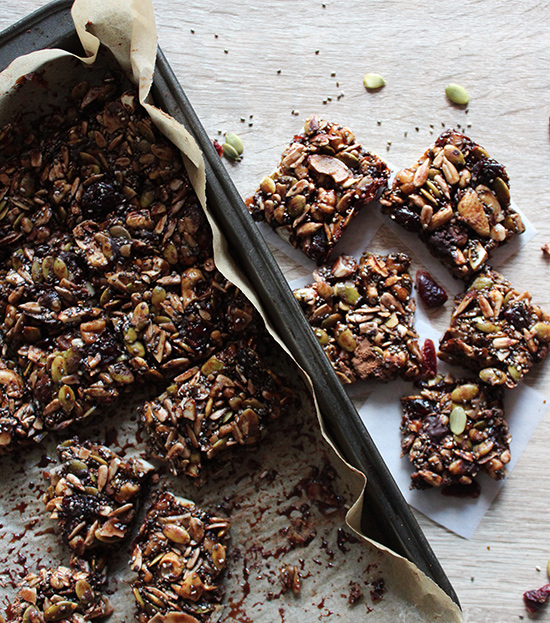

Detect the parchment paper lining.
xmin=0 ymin=0 xmax=463 ymax=620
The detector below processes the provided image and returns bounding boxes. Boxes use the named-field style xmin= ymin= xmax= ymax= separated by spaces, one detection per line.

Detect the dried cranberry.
xmin=406 ymin=398 xmax=434 ymax=417
xmin=471 ymin=157 xmax=509 ymax=187
xmin=82 ymin=177 xmax=125 ymax=218
xmin=391 ymin=206 xmax=422 ymax=232
xmin=523 ymin=584 xmax=550 ymax=614
xmin=503 ymin=304 xmax=530 ymax=331
xmin=416 ymin=271 xmax=448 ymax=308
xmin=308 ymin=229 xmax=329 ymax=264
xmin=424 ymin=415 xmax=448 ymax=440
xmin=212 ymin=139 xmax=223 ymax=157
xmin=422 ymin=338 xmax=438 ymax=378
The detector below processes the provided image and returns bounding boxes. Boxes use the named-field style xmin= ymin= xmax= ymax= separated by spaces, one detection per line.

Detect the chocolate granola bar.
xmin=380 ymin=129 xmax=525 ymax=279
xmin=142 ymin=341 xmax=297 ymax=477
xmin=401 ymin=373 xmax=511 ymax=488
xmin=438 ymin=268 xmax=550 ymax=388
xmin=43 ymin=438 xmax=154 ymax=555
xmin=130 ymin=490 xmax=229 ymax=623
xmin=294 ymin=252 xmax=425 ymax=384
xmin=246 ymin=114 xmax=389 ymax=264
xmin=8 ymin=558 xmax=112 ymax=622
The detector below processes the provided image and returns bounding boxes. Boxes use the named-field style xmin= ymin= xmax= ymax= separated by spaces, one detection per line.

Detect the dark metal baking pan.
xmin=0 ymin=0 xmax=459 ymax=607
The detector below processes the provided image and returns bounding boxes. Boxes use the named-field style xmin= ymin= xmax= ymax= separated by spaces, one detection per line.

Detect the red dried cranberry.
xmin=391 ymin=206 xmax=422 ymax=232
xmin=422 ymin=339 xmax=437 ymax=378
xmin=407 ymin=398 xmax=434 ymax=417
xmin=416 ymin=271 xmax=448 ymax=308
xmin=523 ymin=584 xmax=550 ymax=614
xmin=503 ymin=304 xmax=530 ymax=331
xmin=212 ymin=139 xmax=223 ymax=157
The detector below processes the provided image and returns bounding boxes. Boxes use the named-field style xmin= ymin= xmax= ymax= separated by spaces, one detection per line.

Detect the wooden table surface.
xmin=2 ymin=1 xmax=550 ymax=621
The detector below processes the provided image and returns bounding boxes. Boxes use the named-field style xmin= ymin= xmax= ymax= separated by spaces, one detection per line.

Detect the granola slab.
xmin=245 ymin=114 xmax=389 ymax=264
xmin=380 ymin=129 xmax=525 ymax=279
xmin=43 ymin=438 xmax=155 ymax=556
xmin=130 ymin=491 xmax=229 ymax=623
xmin=142 ymin=341 xmax=297 ymax=477
xmin=401 ymin=373 xmax=511 ymax=489
xmin=439 ymin=268 xmax=550 ymax=388
xmin=294 ymin=252 xmax=425 ymax=384
xmin=7 ymin=558 xmax=112 ymax=623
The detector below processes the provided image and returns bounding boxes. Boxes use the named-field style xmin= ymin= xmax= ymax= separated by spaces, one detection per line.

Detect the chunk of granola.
xmin=438 ymin=268 xmax=550 ymax=388
xmin=380 ymin=129 xmax=525 ymax=279
xmin=246 ymin=114 xmax=389 ymax=264
xmin=401 ymin=373 xmax=511 ymax=488
xmin=44 ymin=438 xmax=154 ymax=555
xmin=294 ymin=252 xmax=425 ymax=384
xmin=141 ymin=342 xmax=297 ymax=477
xmin=8 ymin=558 xmax=112 ymax=622
xmin=130 ymin=491 xmax=229 ymax=623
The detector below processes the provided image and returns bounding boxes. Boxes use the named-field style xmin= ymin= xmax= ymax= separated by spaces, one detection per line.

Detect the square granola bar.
xmin=142 ymin=341 xmax=297 ymax=478
xmin=294 ymin=252 xmax=425 ymax=384
xmin=130 ymin=490 xmax=229 ymax=623
xmin=246 ymin=114 xmax=389 ymax=264
xmin=380 ymin=129 xmax=525 ymax=279
xmin=401 ymin=373 xmax=511 ymax=489
xmin=8 ymin=558 xmax=112 ymax=622
xmin=44 ymin=438 xmax=154 ymax=555
xmin=438 ymin=268 xmax=550 ymax=388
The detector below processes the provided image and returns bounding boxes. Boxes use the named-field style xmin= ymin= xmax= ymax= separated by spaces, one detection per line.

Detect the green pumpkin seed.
xmin=445 ymin=83 xmax=469 ymax=105
xmin=363 ymin=73 xmax=386 ymax=90
xmin=288 ymin=194 xmax=306 ymax=217
xmin=51 ymin=356 xmax=66 ymax=382
xmin=314 ymin=328 xmax=330 ymax=345
xmin=225 ymin=132 xmax=244 ymax=155
xmin=471 ymin=276 xmax=493 ymax=291
xmin=475 ymin=320 xmax=499 ymax=333
xmin=336 ymin=328 xmax=357 ymax=352
xmin=75 ymin=578 xmax=93 ymax=602
xmin=222 ymin=142 xmax=240 ymax=161
xmin=260 ymin=176 xmax=276 ymax=195
xmin=449 ymin=406 xmax=467 ymax=435
xmin=126 ymin=341 xmax=146 ymax=357
xmin=335 ymin=283 xmax=360 ymax=305
xmin=53 ymin=257 xmax=68 ymax=280
xmin=450 ymin=383 xmax=479 ymax=403
xmin=479 ymin=367 xmax=507 ymax=385
xmin=151 ymin=286 xmax=167 ymax=307
xmin=201 ymin=356 xmax=225 ymax=376
xmin=533 ymin=322 xmax=550 ymax=341
xmin=507 ymin=365 xmax=522 ymax=382
xmin=44 ymin=601 xmax=78 ymax=622
xmin=58 ymin=385 xmax=75 ymax=413
xmin=493 ymin=177 xmax=510 ymax=205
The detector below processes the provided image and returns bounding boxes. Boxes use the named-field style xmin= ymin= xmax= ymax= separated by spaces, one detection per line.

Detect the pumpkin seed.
xmin=336 ymin=328 xmax=357 ymax=352
xmin=534 ymin=322 xmax=550 ymax=341
xmin=450 ymin=383 xmax=479 ymax=403
xmin=479 ymin=367 xmax=507 ymax=385
xmin=363 ymin=73 xmax=386 ymax=90
xmin=222 ymin=142 xmax=240 ymax=161
xmin=314 ymin=328 xmax=330 ymax=345
xmin=225 ymin=132 xmax=244 ymax=155
xmin=449 ymin=406 xmax=467 ymax=435
xmin=445 ymin=83 xmax=469 ymax=105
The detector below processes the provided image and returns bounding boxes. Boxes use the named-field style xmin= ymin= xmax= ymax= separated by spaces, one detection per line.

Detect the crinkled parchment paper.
xmin=0 ymin=1 xmax=463 ymax=621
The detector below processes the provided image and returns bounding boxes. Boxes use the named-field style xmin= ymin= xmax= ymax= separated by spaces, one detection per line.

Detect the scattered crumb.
xmin=280 ymin=565 xmax=301 ymax=595
xmin=370 ymin=578 xmax=386 ymax=603
xmin=348 ymin=581 xmax=363 ymax=605
xmin=541 ymin=243 xmax=550 ymax=257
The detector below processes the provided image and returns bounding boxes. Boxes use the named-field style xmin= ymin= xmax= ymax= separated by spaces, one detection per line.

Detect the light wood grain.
xmin=2 ymin=1 xmax=550 ymax=621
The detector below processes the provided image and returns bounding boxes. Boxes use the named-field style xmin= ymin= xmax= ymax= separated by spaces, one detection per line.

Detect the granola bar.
xmin=43 ymin=438 xmax=154 ymax=555
xmin=245 ymin=114 xmax=389 ymax=264
xmin=438 ymin=268 xmax=550 ymax=388
xmin=294 ymin=252 xmax=425 ymax=384
xmin=130 ymin=491 xmax=229 ymax=623
xmin=142 ymin=341 xmax=297 ymax=477
xmin=380 ymin=129 xmax=525 ymax=279
xmin=401 ymin=373 xmax=511 ymax=488
xmin=8 ymin=558 xmax=112 ymax=622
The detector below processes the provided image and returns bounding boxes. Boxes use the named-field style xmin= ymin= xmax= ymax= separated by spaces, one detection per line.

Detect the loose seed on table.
xmin=445 ymin=83 xmax=469 ymax=105
xmin=363 ymin=73 xmax=386 ymax=90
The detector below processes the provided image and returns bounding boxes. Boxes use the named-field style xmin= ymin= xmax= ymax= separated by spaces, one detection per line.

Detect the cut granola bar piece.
xmin=109 ymin=259 xmax=262 ymax=380
xmin=380 ymin=129 xmax=525 ymax=279
xmin=246 ymin=114 xmax=389 ymax=264
xmin=16 ymin=326 xmax=133 ymax=431
xmin=401 ymin=373 xmax=511 ymax=489
xmin=8 ymin=558 xmax=112 ymax=622
xmin=294 ymin=252 xmax=425 ymax=384
xmin=43 ymin=438 xmax=154 ymax=555
xmin=438 ymin=267 xmax=550 ymax=388
xmin=130 ymin=490 xmax=229 ymax=623
xmin=142 ymin=341 xmax=297 ymax=477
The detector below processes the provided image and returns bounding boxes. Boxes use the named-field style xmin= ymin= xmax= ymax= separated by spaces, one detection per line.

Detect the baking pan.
xmin=0 ymin=0 xmax=459 ymax=606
